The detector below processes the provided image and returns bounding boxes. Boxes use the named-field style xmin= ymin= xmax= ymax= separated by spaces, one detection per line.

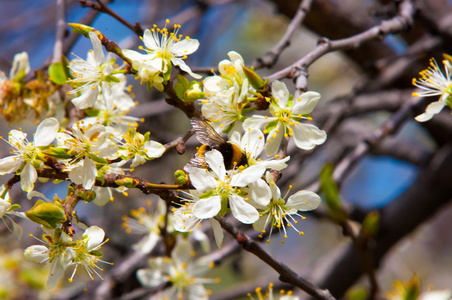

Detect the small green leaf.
xmin=360 ymin=211 xmax=379 ymax=238
xmin=42 ymin=147 xmax=72 ymax=159
xmin=105 ymin=75 xmax=120 ymax=83
xmin=8 ymin=204 xmax=21 ymax=212
xmin=89 ymin=250 xmax=103 ymax=257
xmin=87 ymin=153 xmax=108 ymax=165
xmin=319 ymin=163 xmax=346 ymax=223
xmin=48 ymin=60 xmax=70 ymax=85
xmin=115 ymin=177 xmax=138 ymax=188
xmin=242 ymin=66 xmax=267 ymax=90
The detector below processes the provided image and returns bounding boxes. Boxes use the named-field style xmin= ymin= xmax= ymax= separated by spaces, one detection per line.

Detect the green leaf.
xmin=87 ymin=152 xmax=108 ymax=165
xmin=360 ymin=211 xmax=379 ymax=238
xmin=242 ymin=66 xmax=267 ymax=90
xmin=42 ymin=147 xmax=73 ymax=159
xmin=176 ymin=74 xmax=190 ymax=89
xmin=89 ymin=250 xmax=103 ymax=257
xmin=8 ymin=204 xmax=21 ymax=212
xmin=25 ymin=200 xmax=66 ymax=228
xmin=319 ymin=163 xmax=346 ymax=223
xmin=48 ymin=60 xmax=70 ymax=85
xmin=105 ymin=75 xmax=120 ymax=83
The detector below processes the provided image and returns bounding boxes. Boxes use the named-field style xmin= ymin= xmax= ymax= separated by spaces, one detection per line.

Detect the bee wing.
xmin=184 ymin=151 xmax=207 ymax=172
xmin=191 ymin=117 xmax=226 ymax=147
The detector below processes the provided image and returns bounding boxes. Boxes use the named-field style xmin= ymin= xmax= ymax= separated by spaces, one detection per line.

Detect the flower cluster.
xmin=24 ymin=226 xmax=109 ymax=288
xmin=0 ymin=21 xmax=328 ymax=298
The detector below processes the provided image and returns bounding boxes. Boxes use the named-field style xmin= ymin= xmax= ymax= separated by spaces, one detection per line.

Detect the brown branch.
xmin=268 ymin=0 xmax=415 ymax=89
xmin=52 ymin=0 xmax=67 ymax=64
xmin=79 ymin=0 xmax=144 ymax=36
xmin=164 ymin=128 xmax=196 ymax=154
xmin=253 ymin=0 xmax=314 ymax=69
xmin=215 ymin=216 xmax=336 ymax=300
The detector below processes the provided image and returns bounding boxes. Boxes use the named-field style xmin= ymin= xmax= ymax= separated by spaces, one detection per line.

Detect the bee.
xmin=184 ymin=118 xmax=247 ymax=172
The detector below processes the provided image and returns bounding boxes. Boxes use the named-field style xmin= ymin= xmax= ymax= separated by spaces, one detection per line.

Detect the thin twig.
xmin=253 ymin=0 xmax=314 ymax=69
xmin=79 ymin=0 xmax=144 ymax=36
xmin=52 ymin=0 xmax=67 ymax=64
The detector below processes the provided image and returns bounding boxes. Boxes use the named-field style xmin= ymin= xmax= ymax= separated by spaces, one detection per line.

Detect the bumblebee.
xmin=184 ymin=118 xmax=247 ymax=172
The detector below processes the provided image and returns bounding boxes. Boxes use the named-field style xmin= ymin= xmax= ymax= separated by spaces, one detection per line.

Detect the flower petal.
xmin=82 ymin=157 xmax=97 ymax=190
xmin=205 ymin=149 xmax=226 ymax=180
xmin=189 ymin=168 xmax=217 ymax=192
xmin=71 ymin=85 xmax=99 ymax=109
xmin=192 ymin=195 xmax=221 ymax=219
xmin=246 ymin=179 xmax=271 ymax=206
xmin=271 ymin=80 xmax=290 ymax=108
xmin=171 ymin=57 xmax=202 ymax=79
xmin=286 ymin=190 xmax=321 ymax=211
xmin=210 ymin=218 xmax=224 ymax=249
xmin=242 ymin=115 xmax=272 ymax=131
xmin=133 ymin=232 xmax=159 ymax=254
xmin=265 ymin=123 xmax=284 ymax=156
xmin=292 ymin=123 xmax=326 ymax=150
xmin=143 ymin=141 xmax=165 ymax=159
xmin=34 ymin=117 xmax=59 ymax=147
xmin=89 ymin=31 xmax=104 ymax=65
xmin=84 ymin=226 xmax=105 ymax=250
xmin=20 ymin=162 xmax=37 ymax=192
xmin=415 ymin=99 xmax=446 ymax=122
xmin=172 ymin=38 xmax=200 ymax=56
xmin=228 ymin=194 xmax=259 ymax=224
xmin=0 ymin=156 xmax=22 ymax=175
xmin=230 ymin=164 xmax=265 ymax=187
xmin=292 ymin=91 xmax=321 ymax=115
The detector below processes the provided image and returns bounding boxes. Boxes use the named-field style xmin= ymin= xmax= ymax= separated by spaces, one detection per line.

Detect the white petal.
xmin=210 ymin=218 xmax=224 ymax=249
xmin=253 ymin=215 xmax=268 ymax=233
xmin=189 ymin=168 xmax=217 ymax=192
xmin=10 ymin=52 xmax=30 ymax=79
xmin=93 ymin=187 xmax=112 ymax=206
xmin=265 ymin=124 xmax=284 ymax=156
xmin=419 ymin=290 xmax=452 ymax=300
xmin=242 ymin=115 xmax=272 ymax=131
xmin=0 ymin=198 xmax=10 ymax=217
xmin=173 ymin=209 xmax=201 ymax=233
xmin=260 ymin=156 xmax=290 ymax=171
xmin=71 ymin=85 xmax=99 ymax=109
xmin=271 ymin=81 xmax=290 ymax=108
xmin=11 ymin=218 xmax=23 ymax=240
xmin=230 ymin=165 xmax=265 ymax=187
xmin=47 ymin=260 xmax=67 ymax=289
xmin=0 ymin=156 xmax=22 ymax=175
xmin=172 ymin=239 xmax=193 ymax=266
xmin=192 ymin=195 xmax=222 ymax=219
xmin=133 ymin=232 xmax=159 ymax=254
xmin=292 ymin=91 xmax=321 ymax=115
xmin=84 ymin=226 xmax=105 ymax=250
xmin=242 ymin=128 xmax=265 ymax=158
xmin=20 ymin=162 xmax=37 ymax=192
xmin=89 ymin=31 xmax=104 ymax=65
xmin=171 ymin=58 xmax=202 ymax=79
xmin=142 ymin=29 xmax=159 ymax=50
xmin=24 ymin=245 xmax=49 ymax=263
xmin=82 ymin=158 xmax=97 ymax=190
xmin=229 ymin=131 xmax=241 ymax=146
xmin=415 ymin=99 xmax=446 ymax=122
xmin=171 ymin=39 xmax=200 ymax=56
xmin=188 ymin=284 xmax=209 ymax=300
xmin=228 ymin=194 xmax=259 ymax=224
xmin=137 ymin=268 xmax=165 ymax=288
xmin=286 ymin=190 xmax=321 ymax=211
xmin=34 ymin=117 xmax=59 ymax=147
xmin=205 ymin=149 xmax=226 ymax=180
xmin=143 ymin=141 xmax=165 ymax=158
xmin=130 ymin=154 xmax=146 ymax=168
xmin=227 ymin=51 xmax=244 ymax=66
xmin=292 ymin=123 xmax=327 ymax=150
xmin=246 ymin=179 xmax=271 ymax=206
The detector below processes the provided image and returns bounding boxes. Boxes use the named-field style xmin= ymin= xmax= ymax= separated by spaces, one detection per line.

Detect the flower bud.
xmin=25 ymin=200 xmax=66 ymax=228
xmin=68 ymin=23 xmax=95 ymax=38
xmin=174 ymin=170 xmax=188 ymax=185
xmin=184 ymin=82 xmax=205 ymax=102
xmin=242 ymin=66 xmax=268 ymax=91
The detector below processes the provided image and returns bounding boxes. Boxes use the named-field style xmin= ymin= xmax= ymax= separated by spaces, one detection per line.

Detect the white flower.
xmin=137 ymin=239 xmax=217 ymax=300
xmin=83 ymin=74 xmax=141 ymax=135
xmin=412 ymin=58 xmax=452 ymax=122
xmin=201 ymin=79 xmax=249 ymax=135
xmin=9 ymin=52 xmax=30 ymax=81
xmin=243 ymin=81 xmax=326 ymax=155
xmin=418 ymin=290 xmax=452 ymax=300
xmin=116 ymin=129 xmax=165 ymax=168
xmin=57 ymin=122 xmax=117 ymax=189
xmin=203 ymin=51 xmax=247 ymax=97
xmin=0 ymin=117 xmax=59 ymax=192
xmin=67 ymin=31 xmax=116 ymax=110
xmin=93 ymin=161 xmax=128 ymax=206
xmin=23 ymin=228 xmax=75 ymax=288
xmin=123 ymin=22 xmax=201 ymax=90
xmin=253 ymin=172 xmax=321 ymax=244
xmin=190 ymin=149 xmax=266 ymax=224
xmin=122 ymin=201 xmax=167 ymax=254
xmin=173 ymin=192 xmax=224 ymax=248
xmin=68 ymin=226 xmax=110 ymax=283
